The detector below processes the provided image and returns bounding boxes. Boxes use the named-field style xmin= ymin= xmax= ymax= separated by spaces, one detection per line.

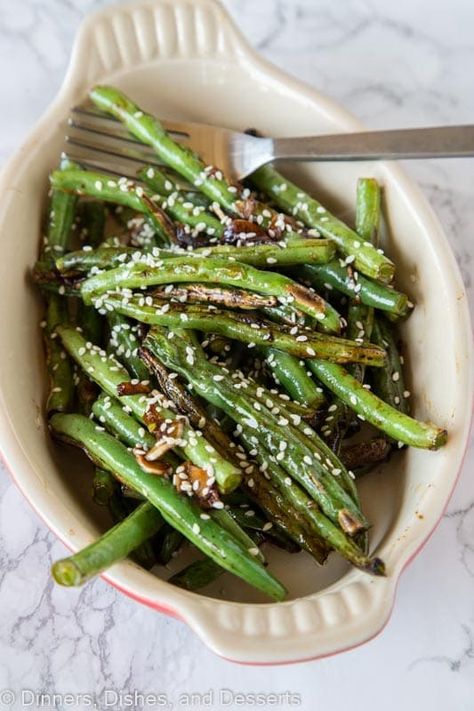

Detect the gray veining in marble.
xmin=0 ymin=1 xmax=473 ymax=709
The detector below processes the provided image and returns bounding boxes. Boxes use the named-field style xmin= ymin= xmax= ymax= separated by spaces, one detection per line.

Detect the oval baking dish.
xmin=0 ymin=0 xmax=471 ymax=664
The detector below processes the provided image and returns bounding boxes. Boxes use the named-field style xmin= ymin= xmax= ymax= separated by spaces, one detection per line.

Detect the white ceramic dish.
xmin=0 ymin=0 xmax=472 ymax=665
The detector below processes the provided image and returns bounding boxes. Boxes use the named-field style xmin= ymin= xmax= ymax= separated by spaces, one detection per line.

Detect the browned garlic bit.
xmin=132 ymin=449 xmax=171 ymax=476
xmin=173 ymin=461 xmax=220 ymax=508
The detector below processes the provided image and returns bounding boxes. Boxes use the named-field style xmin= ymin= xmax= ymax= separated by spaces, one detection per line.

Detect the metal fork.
xmin=65 ymin=106 xmax=474 ymax=183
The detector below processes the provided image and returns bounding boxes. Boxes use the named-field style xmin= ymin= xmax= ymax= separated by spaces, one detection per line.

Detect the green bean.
xmin=139 ymin=345 xmax=240 ymax=457
xmin=57 ymin=325 xmax=241 ymax=493
xmin=157 ymin=526 xmax=184 ymax=565
xmin=92 ymin=468 xmax=118 ymax=506
xmin=39 ymin=164 xmax=77 ymax=414
xmin=44 ymin=296 xmax=74 ymax=414
xmin=57 ymin=240 xmax=335 ymax=277
xmin=169 ymin=558 xmax=223 ymax=591
xmin=107 ymin=494 xmax=158 ymax=569
xmin=153 ymin=283 xmax=277 ymax=310
xmin=227 ymin=507 xmax=299 ymax=552
xmin=97 ymin=297 xmax=385 ymax=366
xmin=370 ymin=317 xmax=410 ymax=415
xmin=91 ymin=85 xmax=240 ymax=213
xmin=145 ymin=328 xmax=369 ymax=535
xmin=50 ymin=168 xmax=176 ymax=246
xmin=263 ymin=349 xmax=325 ymax=410
xmin=77 ymin=201 xmax=106 ymax=247
xmin=300 ymin=263 xmax=409 ymax=319
xmin=250 ymin=164 xmax=395 ymax=283
xmin=80 ymin=253 xmax=341 ymax=332
xmin=107 ymin=312 xmax=150 ymax=381
xmin=49 ymin=413 xmax=286 ymax=600
xmin=138 ymin=166 xmax=224 ymax=237
xmin=307 ymin=360 xmax=446 ymax=449
xmin=239 ymin=428 xmax=384 ymax=575
xmin=356 ymin=178 xmax=381 ymax=245
xmin=52 ymin=501 xmax=164 ymax=586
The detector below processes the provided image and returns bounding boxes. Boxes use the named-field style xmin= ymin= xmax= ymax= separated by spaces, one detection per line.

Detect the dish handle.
xmin=63 ymin=0 xmax=253 ymax=99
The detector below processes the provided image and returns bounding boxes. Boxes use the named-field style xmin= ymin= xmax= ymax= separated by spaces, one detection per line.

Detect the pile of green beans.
xmin=34 ymin=85 xmax=447 ymax=600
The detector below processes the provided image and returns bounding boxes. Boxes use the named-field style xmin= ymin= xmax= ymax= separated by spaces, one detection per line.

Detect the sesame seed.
xmin=392 ymin=372 xmax=400 ymax=382
xmin=192 ymin=523 xmax=200 ymax=534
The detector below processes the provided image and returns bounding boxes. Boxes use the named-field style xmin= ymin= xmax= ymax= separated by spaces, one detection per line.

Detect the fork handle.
xmin=272 ymin=125 xmax=474 ymax=161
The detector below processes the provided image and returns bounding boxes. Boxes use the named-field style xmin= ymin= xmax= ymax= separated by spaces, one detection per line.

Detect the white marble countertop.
xmin=0 ymin=0 xmax=473 ymax=708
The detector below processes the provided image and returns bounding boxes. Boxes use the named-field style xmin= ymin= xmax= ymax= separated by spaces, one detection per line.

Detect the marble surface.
xmin=0 ymin=0 xmax=473 ymax=708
